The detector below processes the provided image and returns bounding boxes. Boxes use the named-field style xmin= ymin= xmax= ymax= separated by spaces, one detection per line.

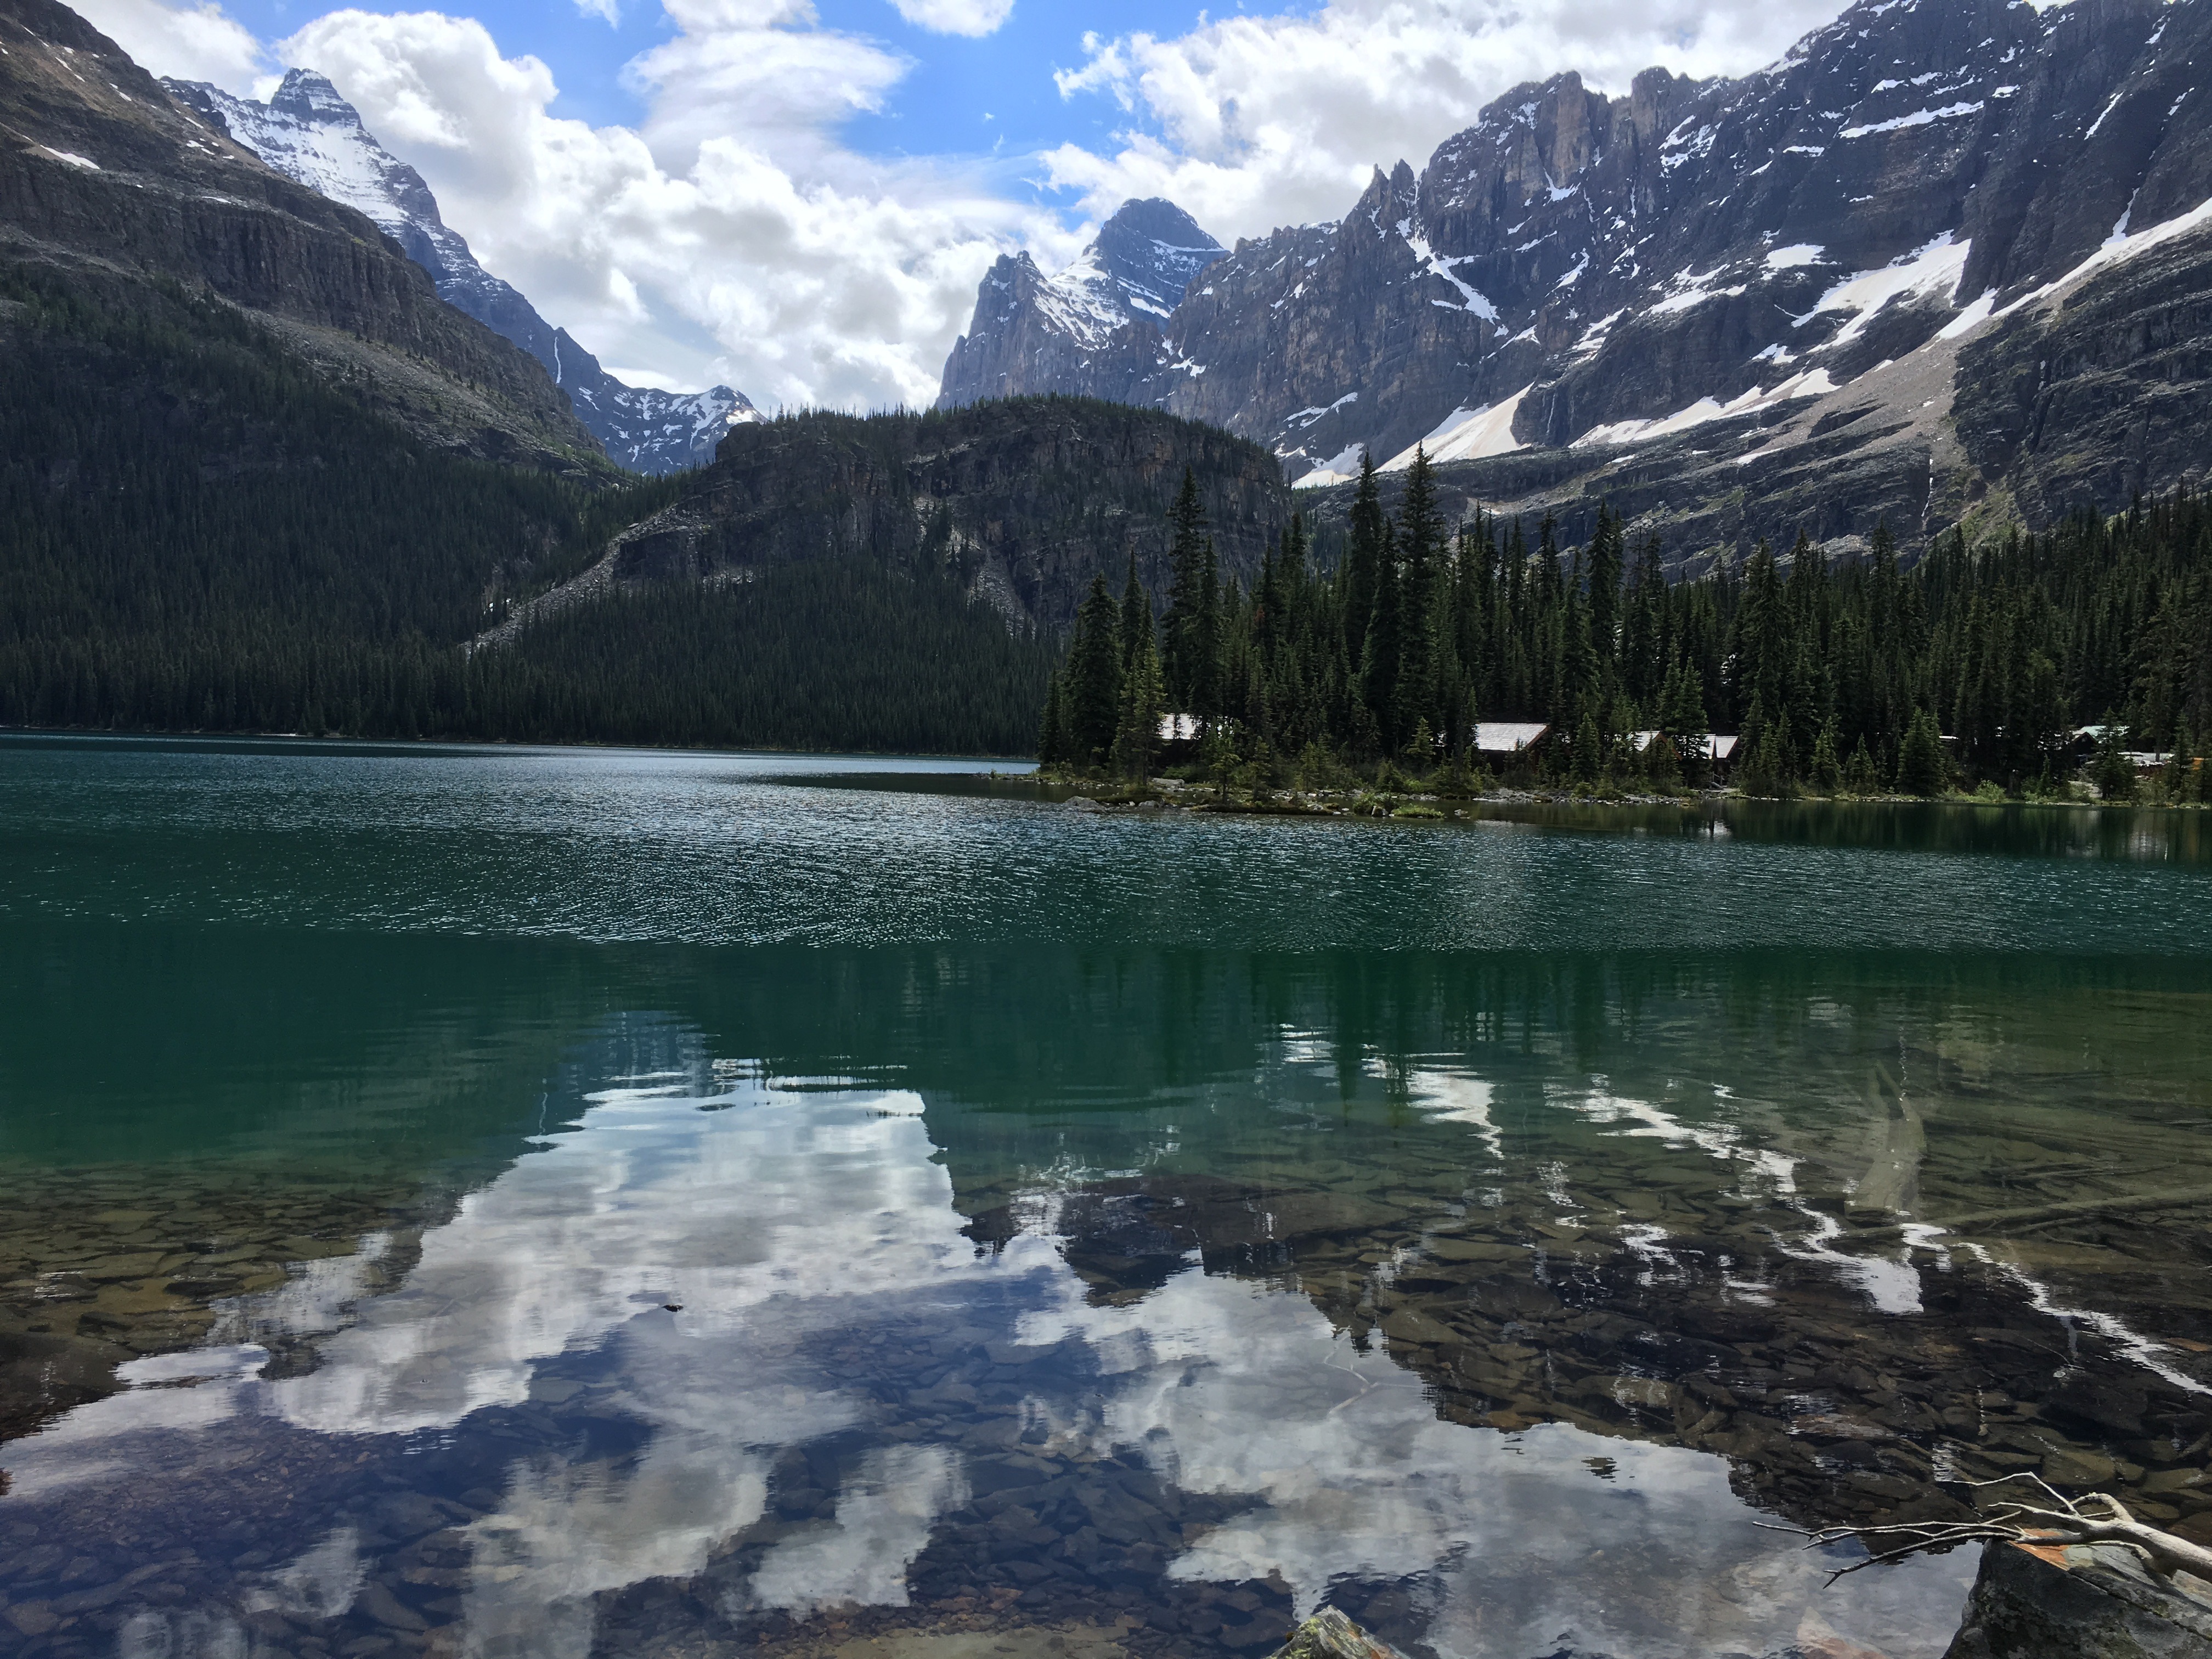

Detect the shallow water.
xmin=2 ymin=735 xmax=2209 ymax=1659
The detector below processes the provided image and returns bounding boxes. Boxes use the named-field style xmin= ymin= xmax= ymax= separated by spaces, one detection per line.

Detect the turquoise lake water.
xmin=2 ymin=734 xmax=2209 ymax=1659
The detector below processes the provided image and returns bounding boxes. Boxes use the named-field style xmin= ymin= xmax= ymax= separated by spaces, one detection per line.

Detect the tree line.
xmin=1037 ymin=450 xmax=2212 ymax=797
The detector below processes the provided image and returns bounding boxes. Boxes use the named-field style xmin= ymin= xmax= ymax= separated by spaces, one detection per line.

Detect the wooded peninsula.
xmin=1038 ymin=454 xmax=2212 ymax=806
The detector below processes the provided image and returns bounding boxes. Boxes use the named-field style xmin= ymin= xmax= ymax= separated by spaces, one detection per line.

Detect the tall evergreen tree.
xmin=1342 ymin=452 xmax=1384 ymax=679
xmin=1161 ymin=467 xmax=1210 ymax=708
xmin=1064 ymin=572 xmax=1124 ymax=765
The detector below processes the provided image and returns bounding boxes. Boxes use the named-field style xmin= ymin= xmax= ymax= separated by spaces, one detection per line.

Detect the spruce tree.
xmin=1585 ymin=505 xmax=1624 ymax=703
xmin=1572 ymin=712 xmax=1603 ymax=784
xmin=1361 ymin=519 xmax=1403 ymax=753
xmin=1897 ymin=708 xmax=1949 ymax=797
xmin=1809 ymin=718 xmax=1843 ymax=795
xmin=1037 ymin=671 xmax=1068 ymax=764
xmin=1161 ymin=467 xmax=1209 ymax=707
xmin=1065 ymin=572 xmax=1124 ymax=767
xmin=1843 ymin=737 xmax=1879 ymax=796
xmin=1120 ymin=554 xmax=1151 ymax=675
xmin=1112 ymin=631 xmax=1166 ymax=782
xmin=1343 ymin=452 xmax=1384 ymax=675
xmin=2091 ymin=723 xmax=2138 ymax=802
xmin=1392 ymin=445 xmax=1443 ymax=745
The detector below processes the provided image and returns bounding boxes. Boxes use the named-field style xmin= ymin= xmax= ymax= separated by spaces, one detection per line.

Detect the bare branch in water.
xmin=1758 ymin=1473 xmax=2212 ymax=1587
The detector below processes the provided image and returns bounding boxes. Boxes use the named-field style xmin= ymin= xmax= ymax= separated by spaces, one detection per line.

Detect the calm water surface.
xmin=2 ymin=736 xmax=2210 ymax=1659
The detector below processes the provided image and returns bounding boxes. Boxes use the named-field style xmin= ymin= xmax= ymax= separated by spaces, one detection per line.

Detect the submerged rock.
xmin=1943 ymin=1538 xmax=2212 ymax=1658
xmin=1264 ymin=1607 xmax=1403 ymax=1659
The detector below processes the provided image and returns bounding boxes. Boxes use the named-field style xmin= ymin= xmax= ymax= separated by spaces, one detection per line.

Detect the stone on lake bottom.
xmin=1263 ymin=1607 xmax=1403 ymax=1659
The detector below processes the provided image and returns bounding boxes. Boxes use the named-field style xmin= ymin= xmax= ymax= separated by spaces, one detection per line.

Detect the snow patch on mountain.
xmin=1798 ymin=232 xmax=1972 ymax=348
xmin=1575 ymin=369 xmax=1839 ymax=448
xmin=1384 ymin=390 xmax=1530 ymax=471
xmin=165 ymin=70 xmax=758 ymax=475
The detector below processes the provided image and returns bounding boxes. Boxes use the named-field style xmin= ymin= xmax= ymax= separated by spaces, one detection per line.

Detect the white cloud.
xmin=575 ymin=0 xmax=622 ymax=24
xmin=1045 ymin=0 xmax=1851 ymax=242
xmin=70 ymin=0 xmax=266 ymax=93
xmin=74 ymin=0 xmax=1861 ymax=412
xmin=274 ymin=5 xmax=1074 ymax=412
xmin=885 ymin=0 xmax=1015 ymax=38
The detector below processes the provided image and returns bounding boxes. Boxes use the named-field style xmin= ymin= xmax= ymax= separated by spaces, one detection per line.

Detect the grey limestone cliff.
xmin=943 ymin=0 xmax=2212 ymax=562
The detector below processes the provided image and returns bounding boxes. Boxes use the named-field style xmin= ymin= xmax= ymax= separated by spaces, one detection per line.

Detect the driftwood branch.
xmin=1759 ymin=1474 xmax=2212 ymax=1585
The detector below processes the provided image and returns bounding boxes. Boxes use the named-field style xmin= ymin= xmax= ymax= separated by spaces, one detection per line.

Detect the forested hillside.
xmin=1041 ymin=454 xmax=2212 ymax=795
xmin=0 ymin=274 xmax=1054 ymax=753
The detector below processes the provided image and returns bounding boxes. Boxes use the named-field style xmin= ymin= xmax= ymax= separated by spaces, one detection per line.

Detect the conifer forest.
xmin=1037 ymin=453 xmax=2212 ymax=799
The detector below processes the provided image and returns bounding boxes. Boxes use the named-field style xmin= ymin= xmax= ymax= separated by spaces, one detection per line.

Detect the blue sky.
xmin=91 ymin=0 xmax=1847 ymax=409
xmin=216 ymin=0 xmax=1247 ymax=184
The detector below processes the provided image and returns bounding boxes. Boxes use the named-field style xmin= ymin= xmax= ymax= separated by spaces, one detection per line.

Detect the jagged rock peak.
xmin=1089 ymin=197 xmax=1226 ymax=316
xmin=267 ymin=68 xmax=360 ymax=126
xmin=937 ymin=196 xmax=1225 ymax=409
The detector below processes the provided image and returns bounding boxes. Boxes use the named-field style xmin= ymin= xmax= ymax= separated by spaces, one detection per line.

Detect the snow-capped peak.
xmin=162 ymin=70 xmax=755 ymax=475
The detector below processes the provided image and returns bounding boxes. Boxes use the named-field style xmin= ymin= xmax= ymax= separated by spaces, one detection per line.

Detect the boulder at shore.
xmin=1944 ymin=1537 xmax=2212 ymax=1657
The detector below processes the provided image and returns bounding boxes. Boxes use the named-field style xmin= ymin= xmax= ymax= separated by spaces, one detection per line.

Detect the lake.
xmin=2 ymin=735 xmax=2209 ymax=1659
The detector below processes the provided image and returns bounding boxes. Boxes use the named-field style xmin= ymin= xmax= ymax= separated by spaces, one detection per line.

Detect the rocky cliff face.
xmin=938 ymin=199 xmax=1225 ymax=410
xmin=163 ymin=71 xmax=759 ymax=476
xmin=494 ymin=399 xmax=1290 ymax=645
xmin=0 ymin=0 xmax=603 ymax=469
xmin=945 ymin=0 xmax=2212 ymax=561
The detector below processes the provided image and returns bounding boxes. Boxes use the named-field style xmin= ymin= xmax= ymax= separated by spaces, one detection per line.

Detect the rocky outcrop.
xmin=938 ymin=198 xmax=1224 ymax=410
xmin=944 ymin=0 xmax=2212 ymax=560
xmin=163 ymin=70 xmax=759 ymax=475
xmin=1944 ymin=1539 xmax=2212 ymax=1658
xmin=1955 ymin=216 xmax=2212 ymax=526
xmin=0 ymin=0 xmax=605 ymax=469
xmin=499 ymin=399 xmax=1290 ymax=641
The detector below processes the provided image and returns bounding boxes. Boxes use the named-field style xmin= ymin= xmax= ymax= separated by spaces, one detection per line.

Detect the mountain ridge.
xmin=940 ymin=0 xmax=2212 ymax=562
xmin=0 ymin=0 xmax=607 ymax=469
xmin=162 ymin=70 xmax=760 ymax=476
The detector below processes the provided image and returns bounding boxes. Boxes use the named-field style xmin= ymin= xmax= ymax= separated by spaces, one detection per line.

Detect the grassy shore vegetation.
xmin=1037 ymin=452 xmax=2212 ymax=805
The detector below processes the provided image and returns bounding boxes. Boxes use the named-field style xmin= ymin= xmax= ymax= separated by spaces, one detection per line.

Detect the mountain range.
xmin=940 ymin=0 xmax=2212 ymax=565
xmin=162 ymin=70 xmax=759 ymax=476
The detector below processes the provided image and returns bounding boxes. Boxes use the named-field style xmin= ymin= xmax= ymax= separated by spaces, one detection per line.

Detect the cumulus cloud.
xmin=885 ymin=0 xmax=1016 ymax=38
xmin=70 ymin=0 xmax=1863 ymax=412
xmin=275 ymin=5 xmax=1073 ymax=412
xmin=1045 ymin=0 xmax=1850 ymax=241
xmin=70 ymin=0 xmax=266 ymax=93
